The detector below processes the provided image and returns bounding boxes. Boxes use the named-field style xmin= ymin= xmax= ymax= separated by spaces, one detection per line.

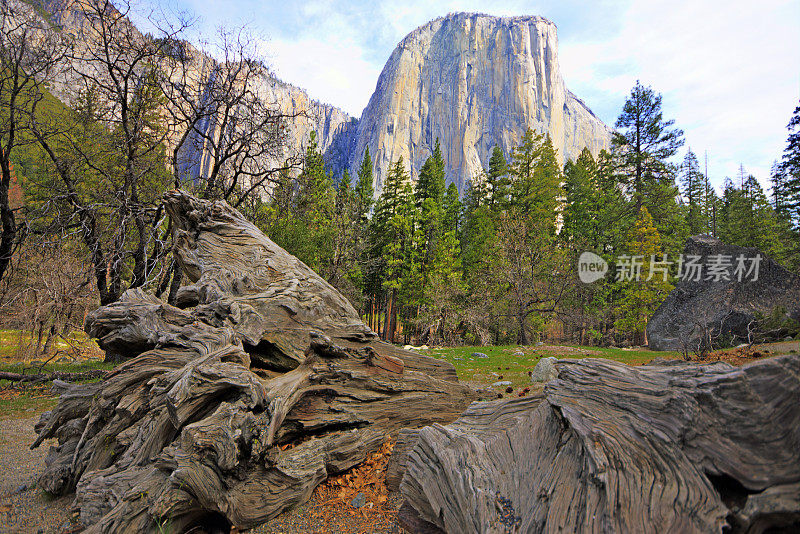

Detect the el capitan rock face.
xmin=28 ymin=2 xmax=611 ymax=196
xmin=647 ymin=235 xmax=800 ymax=351
xmin=345 ymin=12 xmax=612 ymax=193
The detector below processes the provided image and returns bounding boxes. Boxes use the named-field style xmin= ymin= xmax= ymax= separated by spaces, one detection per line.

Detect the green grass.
xmin=0 ymin=360 xmax=115 ymax=418
xmin=0 ymin=328 xmax=102 ymax=360
xmin=0 ymin=359 xmax=114 ymax=377
xmin=0 ymin=391 xmax=58 ymax=420
xmin=422 ymin=344 xmax=681 ymax=391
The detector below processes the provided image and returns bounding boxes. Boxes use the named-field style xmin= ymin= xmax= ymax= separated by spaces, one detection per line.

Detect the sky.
xmin=152 ymin=0 xmax=799 ymax=191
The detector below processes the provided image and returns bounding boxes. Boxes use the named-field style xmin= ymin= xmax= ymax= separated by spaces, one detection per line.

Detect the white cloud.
xmin=174 ymin=0 xmax=799 ymax=192
xmin=262 ymin=35 xmax=380 ymax=117
xmin=560 ymin=0 xmax=800 ymax=190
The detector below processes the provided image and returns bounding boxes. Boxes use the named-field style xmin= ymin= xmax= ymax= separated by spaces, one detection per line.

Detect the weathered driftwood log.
xmin=0 ymin=369 xmax=109 ymax=383
xmin=32 ymin=191 xmax=480 ymax=533
xmin=399 ymin=356 xmax=800 ymax=534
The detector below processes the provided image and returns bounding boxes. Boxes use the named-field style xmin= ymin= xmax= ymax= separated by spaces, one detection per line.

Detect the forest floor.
xmin=0 ymin=339 xmax=796 ymax=533
xmin=422 ymin=340 xmax=798 ymax=394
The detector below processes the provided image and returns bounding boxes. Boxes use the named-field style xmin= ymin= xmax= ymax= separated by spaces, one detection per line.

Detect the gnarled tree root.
xmin=32 ymin=191 xmax=480 ymax=532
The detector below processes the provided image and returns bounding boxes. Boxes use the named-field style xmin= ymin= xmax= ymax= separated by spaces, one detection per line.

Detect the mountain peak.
xmin=346 ymin=12 xmax=610 ymax=193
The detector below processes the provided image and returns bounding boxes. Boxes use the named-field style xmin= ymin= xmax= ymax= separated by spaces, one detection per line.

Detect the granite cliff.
xmin=344 ymin=13 xmax=612 ymax=192
xmin=19 ymin=0 xmax=354 ymax=180
xmin=23 ymin=3 xmax=611 ymax=196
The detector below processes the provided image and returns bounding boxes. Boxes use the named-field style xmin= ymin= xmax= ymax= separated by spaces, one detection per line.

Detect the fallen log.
xmin=399 ymin=356 xmax=800 ymax=533
xmin=0 ymin=370 xmax=109 ymax=383
xmin=33 ymin=191 xmax=481 ymax=533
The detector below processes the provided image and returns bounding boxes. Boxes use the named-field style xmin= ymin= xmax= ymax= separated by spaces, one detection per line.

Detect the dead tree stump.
xmin=32 ymin=191 xmax=480 ymax=533
xmin=399 ymin=356 xmax=800 ymax=533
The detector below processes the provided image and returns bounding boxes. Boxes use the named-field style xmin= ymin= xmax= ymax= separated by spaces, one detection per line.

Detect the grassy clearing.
xmin=422 ymin=344 xmax=681 ymax=392
xmin=0 ymin=359 xmax=114 ymax=377
xmin=0 ymin=328 xmax=102 ymax=362
xmin=0 ymin=391 xmax=59 ymax=420
xmin=0 ymin=360 xmax=115 ymax=419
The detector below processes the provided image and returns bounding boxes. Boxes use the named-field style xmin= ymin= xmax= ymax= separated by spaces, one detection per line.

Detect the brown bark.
xmin=397 ymin=356 xmax=800 ymax=533
xmin=33 ymin=191 xmax=480 ymax=533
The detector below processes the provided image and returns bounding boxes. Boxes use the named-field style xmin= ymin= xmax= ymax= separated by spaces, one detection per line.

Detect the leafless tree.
xmin=0 ymin=240 xmax=97 ymax=360
xmin=20 ymin=0 xmax=301 ymax=307
xmin=0 ymin=0 xmax=69 ymax=285
xmin=22 ymin=0 xmax=191 ymax=305
xmin=161 ymin=27 xmax=304 ymax=206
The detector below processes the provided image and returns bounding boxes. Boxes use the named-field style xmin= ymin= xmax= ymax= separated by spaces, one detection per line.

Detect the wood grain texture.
xmin=33 ymin=191 xmax=480 ymax=533
xmin=400 ymin=356 xmax=800 ymax=533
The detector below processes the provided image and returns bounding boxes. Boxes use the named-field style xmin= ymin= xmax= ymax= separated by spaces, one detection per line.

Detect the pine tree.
xmin=460 ymin=178 xmax=494 ymax=283
xmin=415 ymin=139 xmax=446 ymax=208
xmin=370 ymin=157 xmax=417 ymax=341
xmin=336 ymin=170 xmax=353 ymax=211
xmin=443 ymin=183 xmax=461 ymax=235
xmin=614 ymin=206 xmax=672 ymax=345
xmin=771 ymin=160 xmax=789 ymax=213
xmin=702 ymin=164 xmax=719 ymax=237
xmin=680 ymin=149 xmax=707 ymax=235
xmin=486 ymin=146 xmax=510 ymax=211
xmin=612 ymin=81 xmax=685 ymax=241
xmin=355 ymin=147 xmax=375 ymax=223
xmin=509 ymin=130 xmax=561 ymax=223
xmin=276 ymin=131 xmax=335 ymax=275
xmin=421 ymin=182 xmax=465 ymax=345
xmin=490 ymin=130 xmax=566 ymax=344
xmin=415 ymin=140 xmax=447 ymax=278
xmin=715 ymin=172 xmax=787 ymax=261
xmin=562 ymin=148 xmax=602 ymax=249
xmin=778 ymin=102 xmax=800 ymax=230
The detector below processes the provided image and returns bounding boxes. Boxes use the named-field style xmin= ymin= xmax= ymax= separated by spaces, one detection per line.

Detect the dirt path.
xmin=0 ymin=416 xmax=74 ymax=534
xmin=0 ymin=413 xmax=406 ymax=534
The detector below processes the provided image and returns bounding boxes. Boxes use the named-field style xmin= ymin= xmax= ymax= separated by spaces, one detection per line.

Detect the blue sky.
xmin=153 ymin=0 xmax=798 ymax=190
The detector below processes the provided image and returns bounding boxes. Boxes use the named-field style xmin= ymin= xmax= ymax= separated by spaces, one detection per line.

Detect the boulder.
xmin=530 ymin=357 xmax=558 ymax=382
xmin=647 ymin=235 xmax=800 ymax=351
xmin=472 ymin=352 xmax=489 ymax=359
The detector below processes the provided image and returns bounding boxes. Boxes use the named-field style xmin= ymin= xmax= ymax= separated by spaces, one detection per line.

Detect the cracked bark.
xmin=32 ymin=190 xmax=480 ymax=533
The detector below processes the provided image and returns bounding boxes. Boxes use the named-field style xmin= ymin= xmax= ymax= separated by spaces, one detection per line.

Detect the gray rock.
xmin=535 ymin=342 xmax=544 ymax=347
xmin=17 ymin=484 xmax=27 ymax=493
xmin=346 ymin=13 xmax=611 ymax=195
xmin=530 ymin=357 xmax=559 ymax=383
xmin=492 ymin=381 xmax=512 ymax=387
xmin=647 ymin=236 xmax=800 ymax=351
xmin=472 ymin=352 xmax=489 ymax=359
xmin=351 ymin=492 xmax=366 ymax=509
xmin=513 ymin=351 xmax=524 ymax=357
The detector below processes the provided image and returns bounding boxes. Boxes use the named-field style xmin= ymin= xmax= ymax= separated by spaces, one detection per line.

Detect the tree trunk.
xmin=166 ymin=258 xmax=183 ymax=305
xmin=398 ymin=356 xmax=800 ymax=533
xmin=517 ymin=312 xmax=528 ymax=345
xmin=0 ymin=163 xmax=16 ymax=284
xmin=41 ymin=323 xmax=58 ymax=355
xmin=33 ymin=191 xmax=480 ymax=533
